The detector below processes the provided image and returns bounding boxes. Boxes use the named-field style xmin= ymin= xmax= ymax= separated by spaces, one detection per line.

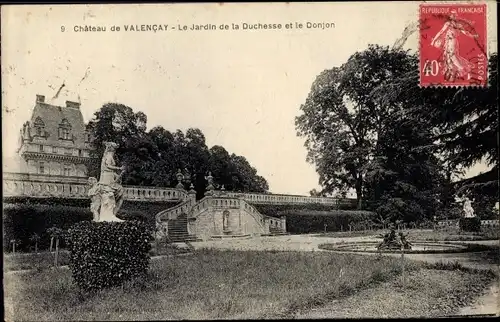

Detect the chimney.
xmin=66 ymin=100 xmax=81 ymax=109
xmin=36 ymin=94 xmax=45 ymax=103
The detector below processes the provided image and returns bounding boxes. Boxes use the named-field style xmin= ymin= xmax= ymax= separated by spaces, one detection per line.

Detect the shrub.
xmin=3 ymin=203 xmax=92 ymax=252
xmin=66 ymin=220 xmax=153 ymax=291
xmin=459 ymin=217 xmax=481 ymax=232
xmin=265 ymin=209 xmax=377 ymax=234
xmin=2 ymin=199 xmax=179 ymax=252
xmin=3 ymin=197 xmax=91 ymax=208
xmin=253 ymin=202 xmax=356 ymax=217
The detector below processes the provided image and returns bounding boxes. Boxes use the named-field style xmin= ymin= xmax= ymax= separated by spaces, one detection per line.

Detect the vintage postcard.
xmin=2 ymin=1 xmax=498 ymax=320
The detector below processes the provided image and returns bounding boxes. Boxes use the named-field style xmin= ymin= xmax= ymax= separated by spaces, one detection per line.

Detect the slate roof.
xmin=29 ymin=100 xmax=89 ymax=150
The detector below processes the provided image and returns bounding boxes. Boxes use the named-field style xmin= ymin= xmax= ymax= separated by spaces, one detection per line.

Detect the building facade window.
xmin=52 ymin=146 xmax=57 ymax=153
xmin=33 ymin=117 xmax=45 ymax=137
xmin=78 ymin=149 xmax=82 ymax=157
xmin=63 ymin=165 xmax=72 ymax=176
xmin=58 ymin=119 xmax=72 ymax=140
xmin=39 ymin=161 xmax=45 ymax=174
xmin=84 ymin=132 xmax=91 ymax=143
xmin=39 ymin=145 xmax=44 ymax=152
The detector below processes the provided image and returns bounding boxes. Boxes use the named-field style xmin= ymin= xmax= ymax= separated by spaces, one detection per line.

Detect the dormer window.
xmin=33 ymin=117 xmax=45 ymax=137
xmin=58 ymin=119 xmax=72 ymax=140
xmin=84 ymin=131 xmax=91 ymax=143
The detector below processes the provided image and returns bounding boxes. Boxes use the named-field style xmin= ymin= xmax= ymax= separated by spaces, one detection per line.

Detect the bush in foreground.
xmin=66 ymin=220 xmax=153 ymax=291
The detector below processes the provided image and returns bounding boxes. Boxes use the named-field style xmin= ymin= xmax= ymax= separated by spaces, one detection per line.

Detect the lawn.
xmin=3 ymin=251 xmax=70 ymax=272
xmin=3 ymin=243 xmax=191 ymax=272
xmin=4 ymin=249 xmax=497 ymax=320
xmin=5 ymin=250 xmax=417 ymax=321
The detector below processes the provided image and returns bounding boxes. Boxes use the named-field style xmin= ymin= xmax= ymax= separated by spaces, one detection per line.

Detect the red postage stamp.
xmin=419 ymin=3 xmax=487 ymax=87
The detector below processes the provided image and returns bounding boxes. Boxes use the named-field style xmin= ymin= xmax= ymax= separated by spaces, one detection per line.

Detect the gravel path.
xmin=458 ymin=282 xmax=499 ymax=316
xmin=294 ymin=269 xmax=495 ymax=319
xmin=190 ymin=234 xmax=379 ymax=252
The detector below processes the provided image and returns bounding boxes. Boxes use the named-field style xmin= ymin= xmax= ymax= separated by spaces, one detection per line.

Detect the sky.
xmin=2 ymin=2 xmax=498 ymax=196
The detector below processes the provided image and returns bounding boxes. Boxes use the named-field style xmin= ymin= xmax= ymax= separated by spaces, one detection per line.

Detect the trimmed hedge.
xmin=3 ymin=197 xmax=92 ymax=208
xmin=271 ymin=209 xmax=377 ymax=234
xmin=253 ymin=202 xmax=356 ymax=217
xmin=66 ymin=220 xmax=153 ymax=291
xmin=459 ymin=217 xmax=481 ymax=232
xmin=2 ymin=199 xmax=180 ymax=252
xmin=3 ymin=203 xmax=92 ymax=252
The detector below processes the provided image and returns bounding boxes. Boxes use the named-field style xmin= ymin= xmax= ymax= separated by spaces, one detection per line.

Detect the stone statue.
xmin=399 ymin=232 xmax=412 ymax=250
xmin=206 ymin=172 xmax=214 ymax=189
xmin=89 ymin=142 xmax=125 ymax=222
xmin=88 ymin=177 xmax=101 ymax=221
xmin=377 ymin=228 xmax=402 ymax=250
xmin=175 ymin=169 xmax=185 ymax=189
xmin=21 ymin=121 xmax=31 ymax=140
xmin=463 ymin=197 xmax=475 ymax=218
xmin=204 ymin=171 xmax=215 ymax=196
xmin=223 ymin=210 xmax=230 ymax=232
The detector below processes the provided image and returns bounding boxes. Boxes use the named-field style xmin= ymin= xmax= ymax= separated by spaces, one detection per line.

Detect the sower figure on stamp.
xmin=431 ymin=9 xmax=479 ymax=81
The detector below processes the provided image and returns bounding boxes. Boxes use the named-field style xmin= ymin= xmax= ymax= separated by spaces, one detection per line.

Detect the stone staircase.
xmin=269 ymin=226 xmax=289 ymax=236
xmin=166 ymin=213 xmax=200 ymax=242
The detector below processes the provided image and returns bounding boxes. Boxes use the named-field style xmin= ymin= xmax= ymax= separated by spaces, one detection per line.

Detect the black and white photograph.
xmin=2 ymin=2 xmax=498 ymax=320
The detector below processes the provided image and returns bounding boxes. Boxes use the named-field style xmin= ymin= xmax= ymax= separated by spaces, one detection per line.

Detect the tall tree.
xmin=86 ymin=103 xmax=152 ymax=183
xmin=230 ymin=154 xmax=268 ymax=192
xmin=364 ymin=111 xmax=445 ymax=222
xmin=87 ymin=105 xmax=269 ymax=197
xmin=296 ymin=45 xmax=415 ymax=208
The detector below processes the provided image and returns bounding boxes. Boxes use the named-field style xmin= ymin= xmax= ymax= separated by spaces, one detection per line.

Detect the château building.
xmin=16 ymin=94 xmax=97 ymax=178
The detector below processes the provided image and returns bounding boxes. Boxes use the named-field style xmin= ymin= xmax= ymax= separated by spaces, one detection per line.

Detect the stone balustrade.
xmin=225 ymin=191 xmax=355 ymax=207
xmin=3 ymin=172 xmax=355 ymax=211
xmin=481 ymin=219 xmax=499 ymax=227
xmin=3 ymin=172 xmax=187 ymax=202
xmin=122 ymin=185 xmax=187 ymax=201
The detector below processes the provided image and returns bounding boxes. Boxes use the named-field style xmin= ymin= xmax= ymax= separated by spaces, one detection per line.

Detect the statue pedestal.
xmin=99 ymin=211 xmax=123 ymax=222
xmin=97 ymin=189 xmax=124 ymax=222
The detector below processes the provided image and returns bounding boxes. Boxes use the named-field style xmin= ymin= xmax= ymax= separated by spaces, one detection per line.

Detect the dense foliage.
xmin=66 ymin=220 xmax=153 ymax=291
xmin=371 ymin=52 xmax=498 ymax=200
xmin=297 ymin=44 xmax=498 ymax=224
xmin=3 ymin=203 xmax=92 ymax=252
xmin=86 ymin=103 xmax=268 ymax=199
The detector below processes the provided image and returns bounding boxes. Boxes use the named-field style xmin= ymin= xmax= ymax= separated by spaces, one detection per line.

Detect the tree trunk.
xmin=35 ymin=242 xmax=38 ymax=253
xmin=355 ymin=180 xmax=363 ymax=210
xmin=54 ymin=238 xmax=59 ymax=267
xmin=50 ymin=237 xmax=54 ymax=252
